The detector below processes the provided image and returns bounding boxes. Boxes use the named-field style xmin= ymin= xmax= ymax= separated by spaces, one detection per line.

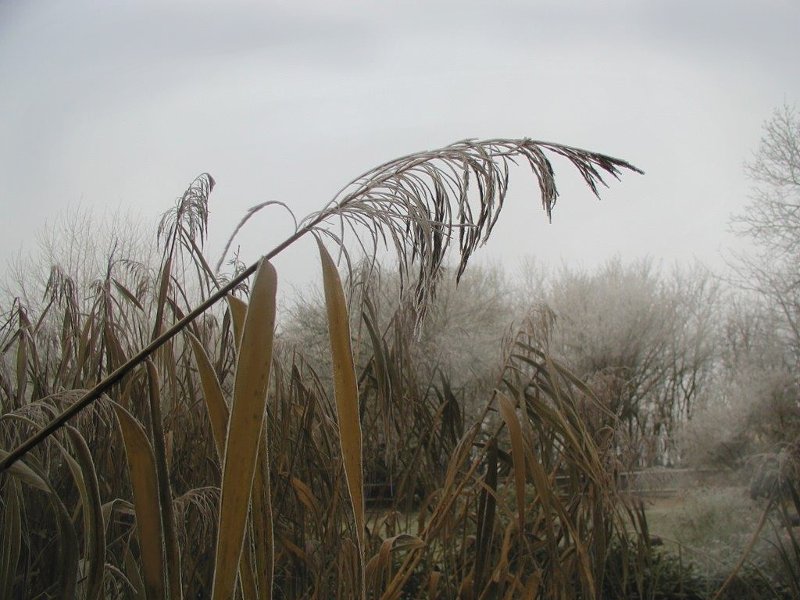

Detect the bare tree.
xmin=530 ymin=258 xmax=719 ymax=466
xmin=682 ymin=296 xmax=799 ymax=468
xmin=684 ymin=104 xmax=800 ymax=474
xmin=280 ymin=260 xmax=516 ymax=411
xmin=732 ymin=104 xmax=800 ymax=359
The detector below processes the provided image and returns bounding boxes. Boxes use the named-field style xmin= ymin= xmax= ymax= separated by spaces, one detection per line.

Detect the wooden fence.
xmin=618 ymin=468 xmax=733 ymax=497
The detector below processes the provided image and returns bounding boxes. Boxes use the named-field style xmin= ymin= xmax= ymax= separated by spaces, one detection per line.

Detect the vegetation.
xmin=1 ymin=118 xmax=800 ymax=600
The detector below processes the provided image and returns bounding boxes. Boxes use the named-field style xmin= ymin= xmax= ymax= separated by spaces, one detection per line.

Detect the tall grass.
xmin=0 ymin=138 xmax=749 ymax=598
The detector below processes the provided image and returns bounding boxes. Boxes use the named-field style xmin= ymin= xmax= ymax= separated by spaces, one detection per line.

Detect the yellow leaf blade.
xmin=227 ymin=295 xmax=248 ymax=353
xmin=318 ymin=240 xmax=365 ymax=597
xmin=187 ymin=332 xmax=230 ymax=462
xmin=113 ymin=404 xmax=165 ymax=600
xmin=212 ymin=259 xmax=277 ymax=600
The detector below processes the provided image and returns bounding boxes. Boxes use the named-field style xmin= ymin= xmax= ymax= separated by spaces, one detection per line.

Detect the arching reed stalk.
xmin=1 ymin=136 xmax=672 ymax=600
xmin=0 ymin=138 xmax=639 ymax=472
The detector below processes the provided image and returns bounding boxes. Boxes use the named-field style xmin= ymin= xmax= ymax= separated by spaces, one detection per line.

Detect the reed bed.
xmin=1 ymin=139 xmax=786 ymax=598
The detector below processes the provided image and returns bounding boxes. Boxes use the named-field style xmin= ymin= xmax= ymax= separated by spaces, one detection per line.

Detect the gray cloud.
xmin=1 ymin=0 xmax=798 ymax=291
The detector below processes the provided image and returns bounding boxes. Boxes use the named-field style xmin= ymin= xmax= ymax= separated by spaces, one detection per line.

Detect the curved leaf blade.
xmin=113 ymin=404 xmax=166 ymax=600
xmin=187 ymin=332 xmax=230 ymax=462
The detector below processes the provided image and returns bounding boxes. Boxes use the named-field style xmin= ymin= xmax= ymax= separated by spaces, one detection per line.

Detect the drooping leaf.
xmin=0 ymin=448 xmax=48 ymax=492
xmin=1 ymin=444 xmax=79 ymax=598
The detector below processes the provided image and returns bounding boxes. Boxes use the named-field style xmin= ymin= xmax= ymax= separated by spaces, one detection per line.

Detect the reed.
xmin=4 ymin=138 xmax=758 ymax=598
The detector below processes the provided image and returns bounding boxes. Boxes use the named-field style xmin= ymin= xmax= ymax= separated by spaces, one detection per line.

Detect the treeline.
xmin=278 ymin=250 xmax=795 ymax=474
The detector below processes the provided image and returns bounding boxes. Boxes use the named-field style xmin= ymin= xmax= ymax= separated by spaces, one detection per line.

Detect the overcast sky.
xmin=1 ymin=0 xmax=799 ymax=293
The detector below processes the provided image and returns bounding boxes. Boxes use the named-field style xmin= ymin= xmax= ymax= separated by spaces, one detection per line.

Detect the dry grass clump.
xmin=0 ymin=138 xmax=711 ymax=598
